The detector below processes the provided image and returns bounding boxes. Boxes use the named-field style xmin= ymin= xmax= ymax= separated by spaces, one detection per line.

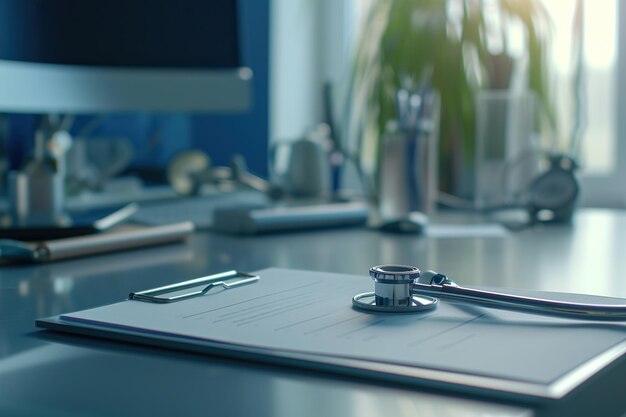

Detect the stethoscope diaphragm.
xmin=352 ymin=292 xmax=438 ymax=313
xmin=352 ymin=265 xmax=438 ymax=313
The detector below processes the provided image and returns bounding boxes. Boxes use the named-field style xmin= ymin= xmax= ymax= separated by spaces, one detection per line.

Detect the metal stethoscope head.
xmin=352 ymin=265 xmax=626 ymax=320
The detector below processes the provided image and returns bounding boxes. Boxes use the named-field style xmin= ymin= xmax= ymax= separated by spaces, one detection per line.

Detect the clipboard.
xmin=36 ymin=268 xmax=626 ymax=402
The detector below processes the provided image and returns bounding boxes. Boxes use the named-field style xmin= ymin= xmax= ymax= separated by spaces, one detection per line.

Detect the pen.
xmin=0 ymin=222 xmax=194 ymax=263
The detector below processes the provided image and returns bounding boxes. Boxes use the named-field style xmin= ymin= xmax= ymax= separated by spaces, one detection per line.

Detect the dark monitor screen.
xmin=0 ymin=0 xmax=250 ymax=113
xmin=0 ymin=0 xmax=240 ymax=68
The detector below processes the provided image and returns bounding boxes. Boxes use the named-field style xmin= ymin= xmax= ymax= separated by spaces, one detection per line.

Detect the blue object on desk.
xmin=0 ymin=238 xmax=34 ymax=260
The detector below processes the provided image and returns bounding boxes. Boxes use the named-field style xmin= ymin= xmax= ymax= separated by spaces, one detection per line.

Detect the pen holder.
xmin=378 ymin=109 xmax=439 ymax=221
xmin=374 ymin=91 xmax=439 ymax=224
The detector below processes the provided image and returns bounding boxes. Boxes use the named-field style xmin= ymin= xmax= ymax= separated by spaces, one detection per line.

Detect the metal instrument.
xmin=352 ymin=264 xmax=626 ymax=320
xmin=129 ymin=270 xmax=259 ymax=303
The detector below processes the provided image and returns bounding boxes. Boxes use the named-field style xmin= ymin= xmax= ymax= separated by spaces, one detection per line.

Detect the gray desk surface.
xmin=2 ymin=209 xmax=626 ymax=417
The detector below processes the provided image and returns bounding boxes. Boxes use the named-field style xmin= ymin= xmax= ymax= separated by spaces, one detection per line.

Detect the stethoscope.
xmin=352 ymin=265 xmax=626 ymax=321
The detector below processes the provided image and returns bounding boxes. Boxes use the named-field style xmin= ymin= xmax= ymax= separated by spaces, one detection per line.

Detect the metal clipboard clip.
xmin=129 ymin=270 xmax=259 ymax=303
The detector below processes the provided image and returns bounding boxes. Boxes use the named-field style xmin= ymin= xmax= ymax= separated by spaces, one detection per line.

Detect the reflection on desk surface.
xmin=0 ymin=242 xmax=193 ymax=357
xmin=0 ymin=342 xmax=532 ymax=417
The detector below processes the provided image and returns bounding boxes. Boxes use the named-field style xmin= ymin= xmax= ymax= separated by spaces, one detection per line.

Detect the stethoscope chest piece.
xmin=352 ymin=265 xmax=438 ymax=313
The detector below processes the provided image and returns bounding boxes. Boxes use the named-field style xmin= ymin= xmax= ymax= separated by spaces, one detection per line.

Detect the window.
xmin=542 ymin=1 xmax=621 ymax=207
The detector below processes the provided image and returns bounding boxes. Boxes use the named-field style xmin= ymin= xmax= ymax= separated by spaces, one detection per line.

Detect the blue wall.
xmin=7 ymin=0 xmax=270 ymax=178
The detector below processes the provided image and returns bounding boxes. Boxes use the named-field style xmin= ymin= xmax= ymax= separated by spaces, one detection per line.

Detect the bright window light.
xmin=543 ymin=0 xmax=617 ymax=175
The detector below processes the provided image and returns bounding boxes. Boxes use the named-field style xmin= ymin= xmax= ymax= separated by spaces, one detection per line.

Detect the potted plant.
xmin=349 ymin=0 xmax=554 ymax=199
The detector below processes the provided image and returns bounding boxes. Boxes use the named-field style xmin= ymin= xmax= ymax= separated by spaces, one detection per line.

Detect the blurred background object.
xmin=0 ymin=0 xmax=267 ymax=230
xmin=271 ymin=124 xmax=333 ymax=200
xmin=0 ymin=0 xmax=623 ymax=233
xmin=474 ymin=90 xmax=537 ymax=209
xmin=0 ymin=2 xmax=265 ymax=174
xmin=338 ymin=0 xmax=626 ymax=226
xmin=377 ymin=89 xmax=440 ymax=230
xmin=269 ymin=0 xmax=625 ymax=211
xmin=349 ymin=0 xmax=555 ymax=203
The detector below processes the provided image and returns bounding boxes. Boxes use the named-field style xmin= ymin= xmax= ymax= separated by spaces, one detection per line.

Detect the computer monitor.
xmin=0 ymin=0 xmax=252 ymax=113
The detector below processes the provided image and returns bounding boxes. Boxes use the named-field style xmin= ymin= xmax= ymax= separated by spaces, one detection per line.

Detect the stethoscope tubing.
xmin=413 ymin=283 xmax=626 ymax=321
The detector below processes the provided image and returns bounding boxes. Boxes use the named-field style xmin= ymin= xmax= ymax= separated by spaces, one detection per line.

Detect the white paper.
xmin=426 ymin=223 xmax=509 ymax=238
xmin=62 ymin=268 xmax=626 ymax=386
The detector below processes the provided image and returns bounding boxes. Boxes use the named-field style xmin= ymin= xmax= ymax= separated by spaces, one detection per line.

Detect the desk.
xmin=1 ymin=209 xmax=625 ymax=417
